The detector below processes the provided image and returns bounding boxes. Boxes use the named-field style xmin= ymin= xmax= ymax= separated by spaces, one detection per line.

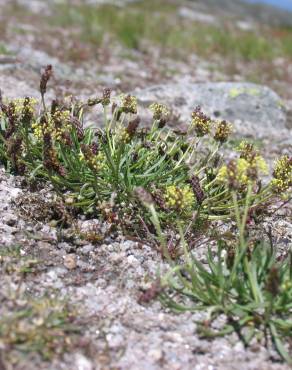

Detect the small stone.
xmin=148 ymin=348 xmax=163 ymax=362
xmin=127 ymin=255 xmax=139 ymax=266
xmin=2 ymin=213 xmax=18 ymax=226
xmin=37 ymin=241 xmax=52 ymax=250
xmin=74 ymin=353 xmax=93 ymax=370
xmin=81 ymin=244 xmax=95 ymax=255
xmin=64 ymin=254 xmax=77 ymax=270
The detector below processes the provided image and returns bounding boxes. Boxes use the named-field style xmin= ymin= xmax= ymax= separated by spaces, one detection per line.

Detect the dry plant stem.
xmin=41 ymin=95 xmax=46 ymax=112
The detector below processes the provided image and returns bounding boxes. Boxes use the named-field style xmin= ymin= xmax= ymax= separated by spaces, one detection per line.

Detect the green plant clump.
xmin=0 ymin=67 xmax=291 ymax=364
xmin=0 ymin=66 xmax=290 ymax=248
xmin=158 ymin=186 xmax=292 ymax=363
xmin=0 ymin=295 xmax=80 ymax=361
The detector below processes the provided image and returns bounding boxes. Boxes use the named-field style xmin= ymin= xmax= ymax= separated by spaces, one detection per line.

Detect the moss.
xmin=229 ymin=87 xmax=261 ymax=99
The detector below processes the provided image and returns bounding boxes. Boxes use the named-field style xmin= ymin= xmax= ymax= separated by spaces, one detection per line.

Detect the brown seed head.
xmin=266 ymin=266 xmax=280 ymax=296
xmin=134 ymin=187 xmax=154 ymax=205
xmin=40 ymin=65 xmax=53 ymax=97
xmin=126 ymin=116 xmax=140 ymax=137
xmin=189 ymin=175 xmax=205 ymax=204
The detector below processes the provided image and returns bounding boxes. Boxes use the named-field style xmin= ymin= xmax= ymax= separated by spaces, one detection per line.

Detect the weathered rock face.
xmin=135 ymin=82 xmax=288 ymax=138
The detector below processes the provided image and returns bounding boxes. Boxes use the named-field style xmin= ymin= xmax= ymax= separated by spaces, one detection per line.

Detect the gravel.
xmin=0 ymin=0 xmax=291 ymax=368
xmin=0 ymin=165 xmax=291 ymax=369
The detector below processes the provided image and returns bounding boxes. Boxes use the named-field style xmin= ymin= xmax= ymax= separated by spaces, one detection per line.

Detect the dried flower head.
xmin=237 ymin=141 xmax=257 ymax=161
xmin=164 ymin=185 xmax=195 ymax=212
xmin=102 ymin=88 xmax=111 ymax=107
xmin=151 ymin=188 xmax=167 ymax=210
xmin=87 ymin=88 xmax=111 ymax=107
xmin=21 ymin=97 xmax=36 ymax=125
xmin=266 ymin=266 xmax=280 ymax=297
xmin=1 ymin=97 xmax=38 ymax=138
xmin=40 ymin=65 xmax=53 ymax=97
xmin=6 ymin=135 xmax=25 ymax=174
xmin=32 ymin=108 xmax=71 ymax=142
xmin=134 ymin=187 xmax=154 ymax=205
xmin=191 ymin=106 xmax=212 ymax=137
xmin=189 ymin=175 xmax=205 ymax=204
xmin=43 ymin=132 xmax=66 ymax=176
xmin=70 ymin=116 xmax=84 ymax=141
xmin=120 ymin=94 xmax=137 ymax=114
xmin=271 ymin=155 xmax=292 ymax=193
xmin=214 ymin=120 xmax=232 ymax=143
xmin=3 ymin=102 xmax=17 ymax=139
xmin=126 ymin=116 xmax=140 ymax=138
xmin=149 ymin=103 xmax=170 ymax=121
xmin=80 ymin=144 xmax=106 ymax=172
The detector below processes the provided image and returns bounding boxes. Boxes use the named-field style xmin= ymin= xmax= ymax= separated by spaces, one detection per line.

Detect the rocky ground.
xmin=0 ymin=0 xmax=291 ymax=369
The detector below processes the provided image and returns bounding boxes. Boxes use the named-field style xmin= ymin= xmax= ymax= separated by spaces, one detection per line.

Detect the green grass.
xmin=0 ymin=243 xmax=83 ymax=363
xmin=0 ymin=295 xmax=81 ymax=362
xmin=0 ymin=245 xmax=40 ymax=275
xmin=51 ymin=0 xmax=292 ymax=62
xmin=0 ymin=43 xmax=12 ymax=55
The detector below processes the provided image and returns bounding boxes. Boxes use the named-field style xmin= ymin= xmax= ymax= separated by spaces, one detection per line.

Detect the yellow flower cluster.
xmin=191 ymin=107 xmax=211 ymax=137
xmin=79 ymin=151 xmax=106 ymax=172
xmin=217 ymin=155 xmax=268 ymax=189
xmin=114 ymin=124 xmax=131 ymax=144
xmin=149 ymin=102 xmax=170 ymax=121
xmin=120 ymin=94 xmax=138 ymax=114
xmin=18 ymin=97 xmax=38 ymax=115
xmin=31 ymin=121 xmax=44 ymax=139
xmin=164 ymin=185 xmax=195 ymax=212
xmin=237 ymin=140 xmax=252 ymax=152
xmin=237 ymin=141 xmax=255 ymax=161
xmin=236 ymin=141 xmax=268 ymax=176
xmin=218 ymin=158 xmax=249 ymax=187
xmin=271 ymin=155 xmax=292 ymax=193
xmin=252 ymin=155 xmax=268 ymax=174
xmin=281 ymin=280 xmax=292 ymax=291
xmin=32 ymin=110 xmax=71 ymax=141
xmin=51 ymin=110 xmax=71 ymax=141
xmin=214 ymin=120 xmax=232 ymax=143
xmin=0 ymin=98 xmax=38 ymax=119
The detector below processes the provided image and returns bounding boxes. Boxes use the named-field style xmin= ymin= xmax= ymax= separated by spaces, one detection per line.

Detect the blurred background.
xmin=0 ymin=0 xmax=292 ymax=104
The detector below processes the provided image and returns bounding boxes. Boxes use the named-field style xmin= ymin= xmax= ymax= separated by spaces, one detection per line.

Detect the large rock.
xmin=135 ymin=82 xmax=288 ymax=138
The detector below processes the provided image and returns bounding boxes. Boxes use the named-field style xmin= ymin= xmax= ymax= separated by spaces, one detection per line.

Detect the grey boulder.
xmin=135 ymin=82 xmax=288 ymax=138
